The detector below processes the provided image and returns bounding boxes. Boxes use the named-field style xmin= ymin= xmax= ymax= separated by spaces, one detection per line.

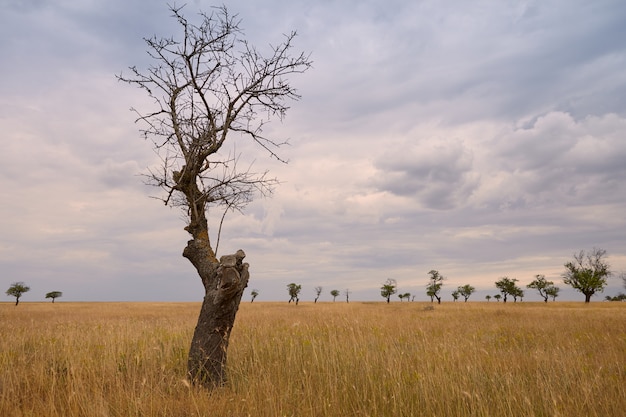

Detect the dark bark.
xmin=184 ymin=240 xmax=249 ymax=387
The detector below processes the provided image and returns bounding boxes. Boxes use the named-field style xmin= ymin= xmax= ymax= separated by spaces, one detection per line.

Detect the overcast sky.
xmin=1 ymin=0 xmax=625 ymax=303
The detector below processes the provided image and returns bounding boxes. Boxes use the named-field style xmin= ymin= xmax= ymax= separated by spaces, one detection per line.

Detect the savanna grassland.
xmin=0 ymin=301 xmax=624 ymax=417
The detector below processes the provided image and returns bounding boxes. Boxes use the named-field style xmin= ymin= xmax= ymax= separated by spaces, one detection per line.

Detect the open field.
xmin=0 ymin=301 xmax=624 ymax=417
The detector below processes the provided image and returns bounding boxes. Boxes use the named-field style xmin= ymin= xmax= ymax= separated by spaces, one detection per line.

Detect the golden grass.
xmin=0 ymin=301 xmax=624 ymax=416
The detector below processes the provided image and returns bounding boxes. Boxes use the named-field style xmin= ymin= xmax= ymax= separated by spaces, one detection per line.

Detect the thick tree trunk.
xmin=183 ymin=236 xmax=249 ymax=388
xmin=584 ymin=292 xmax=592 ymax=303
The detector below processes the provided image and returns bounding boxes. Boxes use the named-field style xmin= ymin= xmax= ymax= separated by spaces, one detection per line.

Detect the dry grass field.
xmin=0 ymin=301 xmax=624 ymax=417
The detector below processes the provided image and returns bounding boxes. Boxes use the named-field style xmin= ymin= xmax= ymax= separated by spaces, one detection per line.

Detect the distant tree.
xmin=495 ymin=277 xmax=519 ymax=303
xmin=287 ymin=283 xmax=302 ymax=305
xmin=563 ymin=248 xmax=612 ymax=303
xmin=330 ymin=289 xmax=340 ymax=302
xmin=605 ymin=293 xmax=626 ymax=301
xmin=345 ymin=289 xmax=351 ymax=303
xmin=527 ymin=275 xmax=558 ymax=303
xmin=458 ymin=284 xmax=475 ymax=302
xmin=426 ymin=287 xmax=435 ymax=303
xmin=493 ymin=294 xmax=501 ymax=302
xmin=250 ymin=289 xmax=259 ymax=303
xmin=398 ymin=292 xmax=411 ymax=302
xmin=380 ymin=279 xmax=397 ymax=303
xmin=314 ymin=286 xmax=323 ymax=303
xmin=45 ymin=291 xmax=62 ymax=303
xmin=451 ymin=290 xmax=460 ymax=302
xmin=426 ymin=270 xmax=444 ymax=304
xmin=6 ymin=282 xmax=30 ymax=306
xmin=485 ymin=295 xmax=492 ymax=302
xmin=511 ymin=286 xmax=524 ymax=302
xmin=545 ymin=286 xmax=560 ymax=302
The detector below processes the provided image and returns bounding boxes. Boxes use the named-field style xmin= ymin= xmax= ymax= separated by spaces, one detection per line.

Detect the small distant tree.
xmin=451 ymin=290 xmax=460 ymax=302
xmin=494 ymin=294 xmax=501 ymax=302
xmin=485 ymin=295 xmax=492 ymax=302
xmin=345 ymin=289 xmax=351 ymax=303
xmin=527 ymin=275 xmax=558 ymax=303
xmin=6 ymin=282 xmax=30 ymax=306
xmin=426 ymin=270 xmax=444 ymax=304
xmin=250 ymin=289 xmax=259 ymax=303
xmin=495 ymin=277 xmax=519 ymax=303
xmin=287 ymin=283 xmax=302 ymax=305
xmin=380 ymin=279 xmax=397 ymax=303
xmin=605 ymin=293 xmax=626 ymax=301
xmin=458 ymin=284 xmax=475 ymax=302
xmin=426 ymin=287 xmax=435 ymax=302
xmin=563 ymin=248 xmax=612 ymax=303
xmin=545 ymin=286 xmax=560 ymax=301
xmin=330 ymin=289 xmax=340 ymax=302
xmin=45 ymin=291 xmax=63 ymax=303
xmin=398 ymin=292 xmax=411 ymax=302
xmin=511 ymin=286 xmax=524 ymax=302
xmin=314 ymin=286 xmax=323 ymax=303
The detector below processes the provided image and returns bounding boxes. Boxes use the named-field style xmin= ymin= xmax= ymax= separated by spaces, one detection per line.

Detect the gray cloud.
xmin=372 ymin=138 xmax=479 ymax=209
xmin=1 ymin=0 xmax=625 ymax=302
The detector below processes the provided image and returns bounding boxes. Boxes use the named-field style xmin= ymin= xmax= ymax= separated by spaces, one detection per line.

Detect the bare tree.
xmin=118 ymin=5 xmax=311 ymax=388
xmin=314 ymin=286 xmax=323 ymax=303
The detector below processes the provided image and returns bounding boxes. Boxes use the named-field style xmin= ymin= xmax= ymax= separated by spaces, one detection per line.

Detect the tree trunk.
xmin=584 ymin=292 xmax=592 ymax=303
xmin=183 ymin=236 xmax=249 ymax=388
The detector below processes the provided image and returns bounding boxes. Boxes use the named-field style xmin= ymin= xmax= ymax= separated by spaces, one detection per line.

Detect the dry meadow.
xmin=0 ymin=301 xmax=624 ymax=416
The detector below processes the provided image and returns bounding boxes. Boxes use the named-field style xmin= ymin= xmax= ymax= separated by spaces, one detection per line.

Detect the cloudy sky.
xmin=2 ymin=0 xmax=625 ymax=303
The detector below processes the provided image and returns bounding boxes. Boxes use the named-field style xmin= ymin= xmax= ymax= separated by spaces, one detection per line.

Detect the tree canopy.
xmin=45 ymin=291 xmax=63 ymax=303
xmin=380 ymin=279 xmax=397 ymax=303
xmin=527 ymin=275 xmax=558 ymax=303
xmin=287 ymin=283 xmax=302 ymax=304
xmin=563 ymin=248 xmax=611 ymax=303
xmin=426 ymin=270 xmax=444 ymax=304
xmin=494 ymin=277 xmax=520 ymax=303
xmin=6 ymin=282 xmax=30 ymax=306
